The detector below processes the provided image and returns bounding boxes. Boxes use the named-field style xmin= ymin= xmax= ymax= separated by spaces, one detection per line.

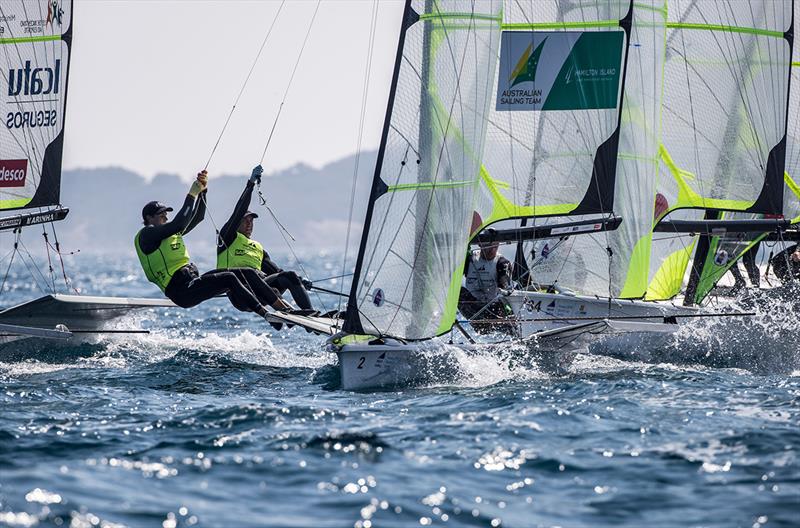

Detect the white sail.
xmin=523 ymin=0 xmax=666 ymax=299
xmin=646 ymin=0 xmax=793 ymax=301
xmin=0 ymin=0 xmax=71 ymax=212
xmin=344 ymin=1 xmax=503 ymax=339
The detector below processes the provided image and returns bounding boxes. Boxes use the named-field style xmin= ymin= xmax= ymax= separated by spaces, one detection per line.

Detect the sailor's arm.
xmin=219 ymin=166 xmax=261 ymax=248
xmin=184 ymin=189 xmax=207 ymax=235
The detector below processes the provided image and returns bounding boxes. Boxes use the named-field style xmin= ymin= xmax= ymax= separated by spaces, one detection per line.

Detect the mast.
xmin=412 ymin=0 xmax=434 ymax=334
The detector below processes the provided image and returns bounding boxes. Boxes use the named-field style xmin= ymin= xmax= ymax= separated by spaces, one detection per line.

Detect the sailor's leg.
xmin=227 ymin=268 xmax=281 ymax=306
xmin=458 ymin=287 xmax=481 ymax=319
xmin=188 ymin=270 xmax=266 ymax=314
xmin=729 ymin=264 xmax=746 ymax=291
xmin=266 ymin=271 xmax=313 ymax=310
xmin=742 ymin=246 xmax=760 ymax=287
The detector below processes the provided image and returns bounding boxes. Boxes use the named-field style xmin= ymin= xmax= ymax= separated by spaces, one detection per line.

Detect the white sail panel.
xmin=523 ymin=0 xmax=666 ymax=298
xmin=346 ymin=1 xmax=502 ymax=340
xmin=659 ymin=0 xmax=791 ymax=214
xmin=477 ymin=1 xmax=628 ymax=226
xmin=0 ymin=0 xmax=71 ymax=212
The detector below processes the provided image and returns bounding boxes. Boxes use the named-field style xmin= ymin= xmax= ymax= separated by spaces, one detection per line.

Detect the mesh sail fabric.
xmin=659 ymin=0 xmax=792 ymax=214
xmin=518 ymin=0 xmax=665 ymax=299
xmin=346 ymin=1 xmax=502 ymax=340
xmin=0 ymin=0 xmax=71 ymax=211
xmin=479 ymin=1 xmax=629 ymax=226
xmin=646 ymin=0 xmax=793 ymax=301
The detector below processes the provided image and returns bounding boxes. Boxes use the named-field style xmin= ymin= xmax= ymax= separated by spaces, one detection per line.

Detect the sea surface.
xmin=0 ymin=254 xmax=798 ymax=528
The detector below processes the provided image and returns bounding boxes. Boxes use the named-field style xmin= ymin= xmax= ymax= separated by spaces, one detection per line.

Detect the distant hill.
xmin=56 ymin=152 xmax=376 ymax=259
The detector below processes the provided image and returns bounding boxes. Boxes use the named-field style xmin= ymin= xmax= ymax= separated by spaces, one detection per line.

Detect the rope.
xmin=48 ymin=220 xmax=78 ymax=293
xmin=256 ymin=189 xmax=294 ymax=242
xmin=203 ymin=0 xmax=287 ymax=171
xmin=259 ymin=0 xmax=322 ymax=164
xmin=0 ymin=229 xmax=19 ymax=296
xmin=41 ymin=225 xmax=56 ymax=292
xmin=340 ymin=0 xmax=380 ymax=313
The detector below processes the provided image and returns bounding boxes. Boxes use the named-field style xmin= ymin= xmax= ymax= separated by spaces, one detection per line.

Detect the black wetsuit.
xmin=138 ymin=191 xmax=274 ymax=312
xmin=730 ymin=243 xmax=761 ymax=290
xmin=217 ymin=181 xmax=313 ymax=310
xmin=770 ymin=244 xmax=800 ymax=283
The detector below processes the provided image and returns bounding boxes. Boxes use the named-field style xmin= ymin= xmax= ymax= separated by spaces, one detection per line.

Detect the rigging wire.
xmin=259 ymin=0 xmax=323 ymax=164
xmin=203 ymin=0 xmax=287 ymax=171
xmin=339 ymin=0 xmax=381 ymax=314
xmin=40 ymin=225 xmax=56 ymax=293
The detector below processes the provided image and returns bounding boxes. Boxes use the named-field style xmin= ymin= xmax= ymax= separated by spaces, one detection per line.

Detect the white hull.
xmin=504 ymin=291 xmax=695 ymax=336
xmin=332 ymin=293 xmax=691 ymax=391
xmin=334 ymin=339 xmax=428 ymax=391
xmin=332 ymin=322 xmax=624 ymax=391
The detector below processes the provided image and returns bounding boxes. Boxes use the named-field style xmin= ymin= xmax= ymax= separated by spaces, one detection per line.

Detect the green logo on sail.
xmin=508 ymin=38 xmax=547 ymax=88
xmin=496 ymin=31 xmax=624 ymax=112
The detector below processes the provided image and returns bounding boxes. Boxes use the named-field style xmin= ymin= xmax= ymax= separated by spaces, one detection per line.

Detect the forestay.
xmin=0 ymin=0 xmax=71 ymax=211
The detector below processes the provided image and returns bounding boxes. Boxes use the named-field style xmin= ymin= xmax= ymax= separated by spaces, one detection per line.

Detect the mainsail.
xmin=344 ymin=0 xmax=631 ymax=340
xmin=646 ymin=0 xmax=794 ymax=303
xmin=517 ymin=0 xmax=664 ymax=299
xmin=0 ymin=0 xmax=71 ymax=212
xmin=685 ymin=2 xmax=798 ymax=303
xmin=344 ymin=1 xmax=503 ymax=339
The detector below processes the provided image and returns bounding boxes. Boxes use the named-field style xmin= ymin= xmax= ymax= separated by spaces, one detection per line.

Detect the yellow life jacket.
xmin=134 ymin=230 xmax=190 ymax=292
xmin=216 ymin=232 xmax=264 ymax=270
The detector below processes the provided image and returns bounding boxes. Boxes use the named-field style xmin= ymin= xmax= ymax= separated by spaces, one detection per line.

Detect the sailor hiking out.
xmin=216 ymin=165 xmax=315 ymax=313
xmin=134 ymin=170 xmax=291 ymax=317
xmin=458 ymin=232 xmax=514 ymax=333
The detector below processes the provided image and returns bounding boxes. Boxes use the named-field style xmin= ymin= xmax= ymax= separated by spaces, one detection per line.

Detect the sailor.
xmin=216 ymin=165 xmax=315 ymax=312
xmin=135 ymin=170 xmax=291 ymax=316
xmin=770 ymin=244 xmax=800 ymax=283
xmin=459 ymin=231 xmax=513 ymax=331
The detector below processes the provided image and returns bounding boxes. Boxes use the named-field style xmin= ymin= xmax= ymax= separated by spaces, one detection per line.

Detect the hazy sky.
xmin=63 ymin=0 xmax=404 ymax=180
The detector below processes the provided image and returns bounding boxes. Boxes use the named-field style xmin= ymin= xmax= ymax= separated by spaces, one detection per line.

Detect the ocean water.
xmin=0 ymin=254 xmax=798 ymax=528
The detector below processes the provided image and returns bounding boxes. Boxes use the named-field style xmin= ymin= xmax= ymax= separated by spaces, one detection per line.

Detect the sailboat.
xmin=315 ymin=0 xmax=688 ymax=390
xmin=493 ymin=0 xmax=795 ymax=336
xmin=0 ymin=1 xmax=173 ymax=343
xmin=642 ymin=0 xmax=794 ymax=308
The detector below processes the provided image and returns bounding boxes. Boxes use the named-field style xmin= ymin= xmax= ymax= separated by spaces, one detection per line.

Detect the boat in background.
xmin=0 ymin=1 xmax=173 ymax=342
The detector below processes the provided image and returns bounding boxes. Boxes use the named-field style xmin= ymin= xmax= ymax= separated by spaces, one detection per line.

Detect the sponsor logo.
xmin=8 ymin=60 xmax=61 ymax=96
xmin=372 ymin=288 xmax=384 ymax=307
xmin=509 ymin=38 xmax=547 ymax=88
xmin=6 ymin=110 xmax=58 ymax=129
xmin=46 ymin=1 xmax=64 ymax=28
xmin=18 ymin=2 xmax=62 ymax=34
xmin=497 ymin=31 xmax=623 ymax=111
xmin=0 ymin=159 xmax=28 ymax=188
